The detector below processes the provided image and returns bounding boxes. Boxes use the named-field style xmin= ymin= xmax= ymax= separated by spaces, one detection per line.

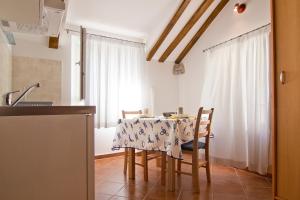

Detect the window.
xmin=71 ymin=34 xmax=147 ymax=128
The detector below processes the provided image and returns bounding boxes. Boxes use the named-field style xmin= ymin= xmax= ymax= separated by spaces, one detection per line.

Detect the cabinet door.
xmin=273 ymin=0 xmax=300 ymax=199
xmin=0 ymin=115 xmax=89 ymax=200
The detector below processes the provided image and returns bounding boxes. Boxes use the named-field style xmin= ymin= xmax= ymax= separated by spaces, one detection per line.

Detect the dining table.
xmin=112 ymin=116 xmax=196 ymax=191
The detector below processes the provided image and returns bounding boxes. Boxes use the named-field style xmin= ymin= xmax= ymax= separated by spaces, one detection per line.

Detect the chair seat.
xmin=181 ymin=140 xmax=206 ymax=151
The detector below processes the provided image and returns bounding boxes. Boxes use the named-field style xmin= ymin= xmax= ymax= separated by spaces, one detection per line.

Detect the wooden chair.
xmin=176 ymin=107 xmax=214 ymax=193
xmin=122 ymin=110 xmax=160 ymax=181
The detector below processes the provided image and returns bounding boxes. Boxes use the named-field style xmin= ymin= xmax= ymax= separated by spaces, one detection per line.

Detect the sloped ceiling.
xmin=67 ymin=0 xmax=181 ymax=39
xmin=66 ymin=0 xmax=223 ymax=62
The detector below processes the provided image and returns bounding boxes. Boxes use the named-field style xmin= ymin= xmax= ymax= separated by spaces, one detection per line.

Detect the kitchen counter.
xmin=0 ymin=106 xmax=95 ymax=200
xmin=0 ymin=106 xmax=96 ymax=116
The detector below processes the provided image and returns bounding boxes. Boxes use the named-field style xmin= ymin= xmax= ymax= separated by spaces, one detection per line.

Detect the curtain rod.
xmin=202 ymin=23 xmax=271 ymax=53
xmin=65 ymin=28 xmax=146 ymax=45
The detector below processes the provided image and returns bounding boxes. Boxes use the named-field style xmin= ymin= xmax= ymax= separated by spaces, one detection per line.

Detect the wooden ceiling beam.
xmin=158 ymin=0 xmax=214 ymax=62
xmin=146 ymin=0 xmax=191 ymax=61
xmin=175 ymin=0 xmax=229 ymax=64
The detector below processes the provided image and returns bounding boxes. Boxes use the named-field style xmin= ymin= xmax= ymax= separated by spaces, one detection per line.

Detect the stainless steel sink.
xmin=15 ymin=101 xmax=53 ymax=107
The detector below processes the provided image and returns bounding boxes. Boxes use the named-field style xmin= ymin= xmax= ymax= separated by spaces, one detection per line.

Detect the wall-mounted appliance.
xmin=0 ymin=0 xmax=67 ymax=37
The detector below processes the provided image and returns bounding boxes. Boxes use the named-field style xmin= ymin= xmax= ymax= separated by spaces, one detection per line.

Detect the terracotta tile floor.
xmin=95 ymin=156 xmax=272 ymax=200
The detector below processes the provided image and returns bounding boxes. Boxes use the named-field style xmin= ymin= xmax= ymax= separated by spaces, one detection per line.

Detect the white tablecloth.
xmin=112 ymin=118 xmax=195 ymax=159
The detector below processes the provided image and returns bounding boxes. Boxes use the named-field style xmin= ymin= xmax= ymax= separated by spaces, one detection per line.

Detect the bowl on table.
xmin=163 ymin=112 xmax=176 ymax=118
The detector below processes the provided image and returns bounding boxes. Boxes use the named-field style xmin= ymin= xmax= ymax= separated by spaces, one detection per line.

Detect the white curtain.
xmin=85 ymin=35 xmax=147 ymax=128
xmin=201 ymin=26 xmax=271 ymax=174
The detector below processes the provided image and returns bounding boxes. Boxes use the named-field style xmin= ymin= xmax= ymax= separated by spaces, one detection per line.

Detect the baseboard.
xmin=266 ymin=173 xmax=272 ymax=178
xmin=95 ymin=152 xmax=124 ymax=159
xmin=94 ymin=151 xmax=143 ymax=160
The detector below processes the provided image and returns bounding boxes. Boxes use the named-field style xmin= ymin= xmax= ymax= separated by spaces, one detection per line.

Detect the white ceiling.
xmin=66 ymin=0 xmax=228 ymax=62
xmin=66 ymin=0 xmax=181 ymax=39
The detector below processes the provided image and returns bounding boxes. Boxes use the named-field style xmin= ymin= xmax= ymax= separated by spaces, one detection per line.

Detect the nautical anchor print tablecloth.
xmin=112 ymin=118 xmax=195 ymax=159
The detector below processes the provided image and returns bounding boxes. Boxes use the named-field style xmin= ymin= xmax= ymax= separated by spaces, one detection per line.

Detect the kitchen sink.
xmin=15 ymin=101 xmax=53 ymax=107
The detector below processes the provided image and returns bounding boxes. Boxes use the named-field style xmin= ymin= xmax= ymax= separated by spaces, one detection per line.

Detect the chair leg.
xmin=141 ymin=151 xmax=145 ymax=165
xmin=177 ymin=159 xmax=181 ymax=175
xmin=206 ymin=162 xmax=211 ymax=183
xmin=167 ymin=156 xmax=176 ymax=191
xmin=161 ymin=152 xmax=166 ymax=185
xmin=205 ymin=137 xmax=211 ymax=183
xmin=142 ymin=150 xmax=148 ymax=181
xmin=156 ymin=155 xmax=161 ymax=167
xmin=192 ymin=152 xmax=200 ymax=193
xmin=124 ymin=148 xmax=128 ymax=175
xmin=128 ymin=148 xmax=135 ymax=180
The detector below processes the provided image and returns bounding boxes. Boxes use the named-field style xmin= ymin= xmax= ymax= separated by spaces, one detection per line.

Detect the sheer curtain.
xmin=200 ymin=26 xmax=271 ymax=174
xmin=85 ymin=35 xmax=147 ymax=128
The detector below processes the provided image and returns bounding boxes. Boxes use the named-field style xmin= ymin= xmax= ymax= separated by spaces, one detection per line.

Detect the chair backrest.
xmin=193 ymin=107 xmax=214 ymax=149
xmin=122 ymin=110 xmax=142 ymax=119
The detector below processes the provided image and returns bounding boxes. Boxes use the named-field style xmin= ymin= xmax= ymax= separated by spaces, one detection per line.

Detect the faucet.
xmin=6 ymin=82 xmax=41 ymax=107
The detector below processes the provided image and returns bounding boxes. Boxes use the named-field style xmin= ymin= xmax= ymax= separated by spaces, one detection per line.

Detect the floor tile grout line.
xmin=100 ymin=182 xmax=126 ymax=199
xmin=176 ymin=189 xmax=183 ymax=200
xmin=234 ymin=167 xmax=249 ymax=200
xmin=142 ymin=182 xmax=155 ymax=200
xmin=142 ymin=180 xmax=162 ymax=200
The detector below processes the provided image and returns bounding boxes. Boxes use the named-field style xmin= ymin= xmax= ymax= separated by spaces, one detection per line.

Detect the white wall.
xmin=12 ymin=32 xmax=72 ymax=105
xmin=179 ymin=0 xmax=271 ymax=114
xmin=0 ymin=29 xmax=12 ymax=105
xmin=146 ymin=61 xmax=179 ymax=115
